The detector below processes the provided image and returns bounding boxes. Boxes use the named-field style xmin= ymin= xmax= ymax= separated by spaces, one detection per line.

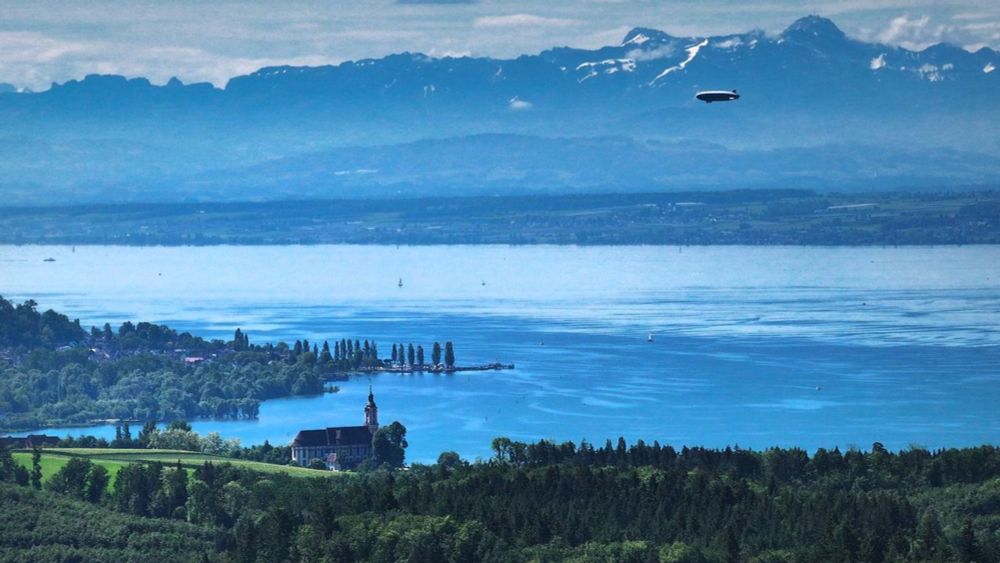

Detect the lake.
xmin=2 ymin=244 xmax=999 ymax=463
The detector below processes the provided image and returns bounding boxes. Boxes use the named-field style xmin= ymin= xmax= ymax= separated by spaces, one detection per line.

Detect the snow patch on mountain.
xmin=623 ymin=33 xmax=650 ymax=46
xmin=870 ymin=54 xmax=886 ymax=70
xmin=916 ymin=64 xmax=944 ymax=82
xmin=714 ymin=38 xmax=743 ymax=50
xmin=986 ymin=62 xmax=996 ymax=74
xmin=576 ymin=59 xmax=636 ymax=81
xmin=650 ymin=39 xmax=708 ymax=85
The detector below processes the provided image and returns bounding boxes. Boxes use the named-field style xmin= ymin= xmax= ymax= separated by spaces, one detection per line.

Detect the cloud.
xmin=872 ymin=14 xmax=1000 ymax=51
xmin=877 ymin=15 xmax=937 ymax=48
xmin=473 ymin=14 xmax=580 ymax=29
xmin=626 ymin=44 xmax=677 ymax=61
xmin=508 ymin=96 xmax=532 ymax=110
xmin=0 ymin=30 xmax=331 ymax=90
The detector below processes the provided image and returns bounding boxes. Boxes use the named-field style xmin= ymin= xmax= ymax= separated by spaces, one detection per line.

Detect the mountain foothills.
xmin=0 ymin=16 xmax=997 ymax=204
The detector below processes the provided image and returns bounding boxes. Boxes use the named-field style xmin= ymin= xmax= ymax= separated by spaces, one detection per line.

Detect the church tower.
xmin=364 ymin=386 xmax=379 ymax=433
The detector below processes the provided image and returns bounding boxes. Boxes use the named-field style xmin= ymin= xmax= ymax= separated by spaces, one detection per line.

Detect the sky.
xmin=1 ymin=0 xmax=998 ymax=91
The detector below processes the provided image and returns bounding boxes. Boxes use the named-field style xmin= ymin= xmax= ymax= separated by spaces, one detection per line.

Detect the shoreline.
xmin=2 ymin=190 xmax=997 ymax=247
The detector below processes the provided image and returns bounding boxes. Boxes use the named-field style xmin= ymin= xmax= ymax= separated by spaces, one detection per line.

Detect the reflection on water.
xmin=3 ymin=245 xmax=999 ymax=462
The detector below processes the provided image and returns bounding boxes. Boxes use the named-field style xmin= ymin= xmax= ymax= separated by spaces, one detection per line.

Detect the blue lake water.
xmin=2 ymin=244 xmax=999 ymax=463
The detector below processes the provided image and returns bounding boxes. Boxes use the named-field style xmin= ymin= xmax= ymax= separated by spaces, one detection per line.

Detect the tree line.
xmin=3 ymin=437 xmax=1000 ymax=561
xmin=0 ymin=297 xmax=462 ymax=431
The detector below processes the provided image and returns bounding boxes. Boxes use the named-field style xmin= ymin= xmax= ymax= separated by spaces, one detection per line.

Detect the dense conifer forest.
xmin=3 ymin=437 xmax=1000 ymax=562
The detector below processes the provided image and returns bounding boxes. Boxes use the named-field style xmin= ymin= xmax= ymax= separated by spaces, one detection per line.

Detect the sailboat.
xmin=398 ymin=278 xmax=403 ymax=288
xmin=647 ymin=333 xmax=654 ymax=343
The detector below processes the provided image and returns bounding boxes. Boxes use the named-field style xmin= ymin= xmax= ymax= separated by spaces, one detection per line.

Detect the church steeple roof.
xmin=364 ymin=385 xmax=379 ymax=430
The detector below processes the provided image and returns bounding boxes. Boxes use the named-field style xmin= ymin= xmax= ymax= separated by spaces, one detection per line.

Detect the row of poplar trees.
xmin=390 ymin=341 xmax=455 ymax=367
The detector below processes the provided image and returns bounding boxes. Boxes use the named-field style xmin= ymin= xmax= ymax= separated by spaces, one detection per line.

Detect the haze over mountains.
xmin=1 ymin=15 xmax=997 ymax=204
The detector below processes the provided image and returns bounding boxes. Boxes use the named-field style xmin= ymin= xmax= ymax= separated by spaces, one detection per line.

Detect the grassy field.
xmin=12 ymin=448 xmax=327 ymax=484
xmin=12 ymin=452 xmax=131 ymax=485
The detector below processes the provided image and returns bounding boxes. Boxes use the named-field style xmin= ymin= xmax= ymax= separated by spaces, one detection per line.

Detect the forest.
xmin=0 ymin=296 xmax=451 ymax=431
xmin=2 ymin=437 xmax=1000 ymax=562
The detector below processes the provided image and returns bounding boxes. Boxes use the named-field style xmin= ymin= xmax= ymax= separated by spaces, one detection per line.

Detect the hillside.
xmin=3 ymin=439 xmax=1000 ymax=561
xmin=0 ymin=484 xmax=221 ymax=562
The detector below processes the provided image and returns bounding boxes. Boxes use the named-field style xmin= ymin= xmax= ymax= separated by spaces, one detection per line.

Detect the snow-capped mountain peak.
xmin=781 ymin=15 xmax=848 ymax=44
xmin=622 ymin=27 xmax=674 ymax=46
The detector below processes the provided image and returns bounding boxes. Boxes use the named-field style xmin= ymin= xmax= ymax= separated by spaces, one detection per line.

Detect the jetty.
xmin=352 ymin=362 xmax=514 ymax=375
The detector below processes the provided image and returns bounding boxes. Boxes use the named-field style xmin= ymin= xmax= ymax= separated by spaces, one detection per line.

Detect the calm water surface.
xmin=2 ymin=244 xmax=998 ymax=462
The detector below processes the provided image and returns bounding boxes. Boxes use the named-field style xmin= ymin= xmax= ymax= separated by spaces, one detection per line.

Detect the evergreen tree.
xmin=391 ymin=344 xmax=398 ymax=363
xmin=432 ymin=342 xmax=442 ymax=366
xmin=416 ymin=345 xmax=424 ymax=366
xmin=959 ymin=519 xmax=979 ymax=562
xmin=445 ymin=341 xmax=455 ymax=367
xmin=83 ymin=464 xmax=111 ymax=503
xmin=30 ymin=448 xmax=42 ymax=490
xmin=407 ymin=343 xmax=415 ymax=366
xmin=138 ymin=420 xmax=158 ymax=446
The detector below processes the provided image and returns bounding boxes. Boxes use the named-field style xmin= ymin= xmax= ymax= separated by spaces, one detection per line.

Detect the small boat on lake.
xmin=398 ymin=278 xmax=403 ymax=288
xmin=647 ymin=333 xmax=654 ymax=343
xmin=43 ymin=257 xmax=56 ymax=262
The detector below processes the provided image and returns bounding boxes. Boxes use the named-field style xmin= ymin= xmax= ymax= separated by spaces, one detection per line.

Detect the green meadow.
xmin=13 ymin=448 xmax=327 ymax=486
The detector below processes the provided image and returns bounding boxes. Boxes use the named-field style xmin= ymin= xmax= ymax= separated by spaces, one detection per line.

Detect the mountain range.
xmin=1 ymin=15 xmax=997 ymax=204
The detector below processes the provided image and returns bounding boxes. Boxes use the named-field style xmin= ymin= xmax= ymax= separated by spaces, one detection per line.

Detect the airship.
xmin=696 ymin=90 xmax=740 ymax=103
